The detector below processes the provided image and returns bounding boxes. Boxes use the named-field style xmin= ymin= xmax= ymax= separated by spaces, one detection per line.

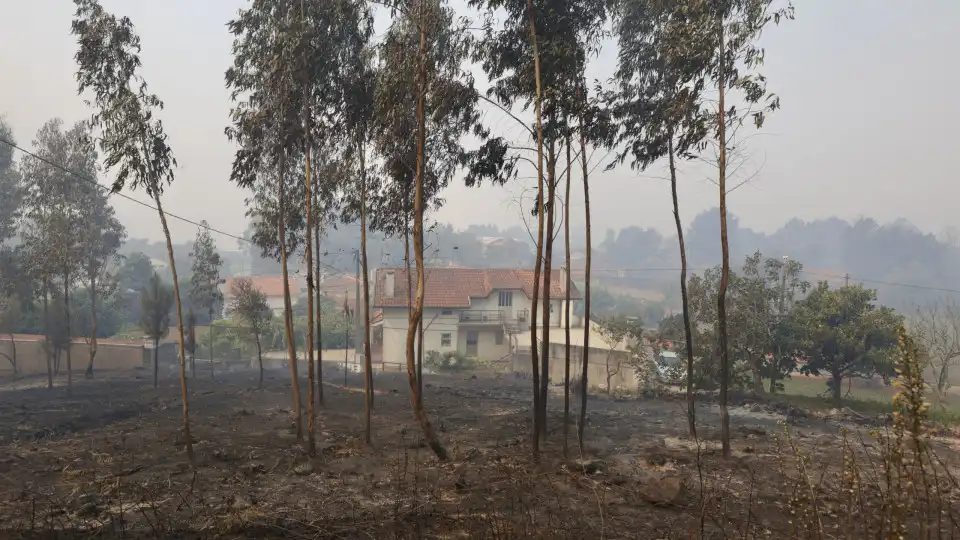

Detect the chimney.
xmin=384 ymin=270 xmax=395 ymax=298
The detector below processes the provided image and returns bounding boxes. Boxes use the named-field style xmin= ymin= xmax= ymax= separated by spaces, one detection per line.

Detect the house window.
xmin=441 ymin=333 xmax=452 ymax=347
xmin=498 ymin=291 xmax=513 ymax=307
xmin=495 ymin=330 xmax=504 ymax=345
xmin=441 ymin=309 xmax=453 ymax=315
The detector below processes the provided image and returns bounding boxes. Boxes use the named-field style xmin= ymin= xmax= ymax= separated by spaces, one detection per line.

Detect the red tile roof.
xmin=373 ymin=267 xmax=581 ymax=308
xmin=223 ymin=275 xmax=301 ymax=298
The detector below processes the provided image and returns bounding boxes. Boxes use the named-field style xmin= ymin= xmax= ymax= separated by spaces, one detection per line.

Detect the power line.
xmin=0 ymin=136 xmax=354 ymax=279
xmin=581 ymin=265 xmax=960 ymax=295
xmin=0 ymin=136 xmax=249 ymax=244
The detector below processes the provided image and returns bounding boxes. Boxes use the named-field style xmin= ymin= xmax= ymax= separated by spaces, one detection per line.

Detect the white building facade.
xmin=373 ymin=267 xmax=582 ymax=364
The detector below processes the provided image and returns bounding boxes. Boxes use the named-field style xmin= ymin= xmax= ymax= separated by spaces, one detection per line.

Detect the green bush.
xmin=424 ymin=350 xmax=476 ymax=372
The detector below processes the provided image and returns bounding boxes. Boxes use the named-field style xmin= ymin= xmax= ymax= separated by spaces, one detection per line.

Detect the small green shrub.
xmin=424 ymin=350 xmax=477 ymax=372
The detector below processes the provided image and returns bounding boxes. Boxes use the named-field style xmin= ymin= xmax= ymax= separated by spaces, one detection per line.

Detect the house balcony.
xmin=458 ymin=309 xmax=530 ymax=327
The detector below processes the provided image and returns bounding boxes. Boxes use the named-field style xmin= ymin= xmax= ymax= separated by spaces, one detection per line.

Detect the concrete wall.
xmin=512 ymin=345 xmax=639 ymax=392
xmin=0 ymin=335 xmax=146 ymax=376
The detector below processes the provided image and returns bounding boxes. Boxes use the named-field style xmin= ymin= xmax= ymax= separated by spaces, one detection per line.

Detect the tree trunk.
xmin=153 ymin=338 xmax=159 ymax=387
xmin=6 ymin=334 xmax=16 ymax=376
xmin=315 ymin=205 xmax=324 ymax=406
xmin=64 ymin=271 xmax=72 ymax=396
xmin=751 ymin=357 xmax=765 ymax=395
xmin=606 ymin=353 xmax=613 ymax=395
xmin=831 ymin=355 xmax=844 ymax=409
xmin=715 ymin=15 xmax=732 ymax=458
xmin=359 ymin=139 xmax=374 ymax=446
xmin=576 ymin=85 xmax=591 ymax=453
xmin=305 ymin=141 xmax=317 ymax=455
xmin=209 ymin=316 xmax=215 ymax=379
xmin=277 ymin=147 xmax=303 ymax=441
xmin=140 ymin=76 xmax=193 ymax=468
xmin=255 ymin=333 xmax=263 ymax=389
xmin=526 ymin=0 xmax=546 ymax=459
xmin=667 ymin=137 xmax=697 ymax=438
xmin=539 ymin=142 xmax=557 ymax=440
xmin=86 ymin=277 xmax=97 ymax=379
xmin=562 ymin=135 xmax=572 ymax=459
xmin=406 ymin=9 xmax=448 ymax=461
xmin=417 ymin=310 xmax=423 ymax=402
xmin=43 ymin=286 xmax=52 ymax=389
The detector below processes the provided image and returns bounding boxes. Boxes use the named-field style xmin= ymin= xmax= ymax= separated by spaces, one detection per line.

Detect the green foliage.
xmin=227 ymin=277 xmax=271 ymax=349
xmin=72 ymin=0 xmax=177 ymax=197
xmin=139 ymin=272 xmax=173 ymax=342
xmin=425 ymin=349 xmax=476 ymax=372
xmin=20 ymin=119 xmax=95 ymax=287
xmin=189 ymin=222 xmax=225 ymax=320
xmin=795 ymin=282 xmax=903 ymax=398
xmin=686 ymin=251 xmax=813 ymax=391
xmin=0 ymin=118 xmax=24 ymax=243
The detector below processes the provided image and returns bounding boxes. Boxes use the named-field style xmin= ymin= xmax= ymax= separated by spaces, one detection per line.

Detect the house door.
xmin=466 ymin=331 xmax=479 ymax=357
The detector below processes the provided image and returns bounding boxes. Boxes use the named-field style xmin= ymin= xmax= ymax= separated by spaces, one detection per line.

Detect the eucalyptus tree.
xmin=0 ymin=120 xmax=26 ymax=376
xmin=140 ymin=272 xmax=173 ymax=388
xmin=609 ymin=0 xmax=792 ymax=455
xmin=227 ymin=0 xmax=372 ymax=449
xmin=699 ymin=0 xmax=793 ymax=456
xmin=77 ymin=181 xmax=125 ymax=378
xmin=341 ymin=43 xmax=378 ymax=445
xmin=608 ymin=0 xmax=710 ymax=437
xmin=73 ymin=0 xmax=195 ymax=462
xmin=466 ymin=0 xmax=607 ymax=456
xmin=0 ymin=119 xmax=24 ymax=244
xmin=368 ymin=0 xmax=479 ymax=461
xmin=227 ymin=1 xmax=308 ymax=442
xmin=20 ymin=119 xmax=91 ymax=394
xmin=189 ymin=222 xmax=224 ymax=379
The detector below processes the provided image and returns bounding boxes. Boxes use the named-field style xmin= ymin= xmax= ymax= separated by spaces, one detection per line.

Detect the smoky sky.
xmin=1 ymin=0 xmax=957 ymax=247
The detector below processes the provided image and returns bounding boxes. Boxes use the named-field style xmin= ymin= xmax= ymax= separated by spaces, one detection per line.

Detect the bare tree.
xmin=911 ymin=299 xmax=960 ymax=409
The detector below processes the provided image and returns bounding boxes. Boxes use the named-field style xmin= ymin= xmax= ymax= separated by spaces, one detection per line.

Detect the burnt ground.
xmin=0 ymin=365 xmax=959 ymax=539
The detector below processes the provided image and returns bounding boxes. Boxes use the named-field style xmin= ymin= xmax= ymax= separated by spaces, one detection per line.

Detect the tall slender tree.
xmin=20 ymin=119 xmax=91 ymax=395
xmin=227 ymin=0 xmax=373 ymax=442
xmin=609 ymin=0 xmax=710 ymax=436
xmin=73 ymin=0 xmax=195 ymax=464
xmin=359 ymin=0 xmax=477 ymax=459
xmin=140 ymin=272 xmax=173 ymax=388
xmin=78 ymin=180 xmax=125 ymax=378
xmin=189 ymin=222 xmax=224 ymax=379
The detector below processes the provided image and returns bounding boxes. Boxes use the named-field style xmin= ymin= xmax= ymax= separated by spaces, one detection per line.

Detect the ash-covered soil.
xmin=0 ymin=365 xmax=956 ymax=539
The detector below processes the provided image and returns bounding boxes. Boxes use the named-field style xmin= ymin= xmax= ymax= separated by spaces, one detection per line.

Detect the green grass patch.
xmin=775 ymin=374 xmax=960 ymax=426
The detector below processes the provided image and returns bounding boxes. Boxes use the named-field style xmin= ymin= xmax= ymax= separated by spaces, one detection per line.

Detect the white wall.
xmin=469 ymin=289 xmax=567 ymax=328
xmin=381 ymin=307 xmax=462 ymax=363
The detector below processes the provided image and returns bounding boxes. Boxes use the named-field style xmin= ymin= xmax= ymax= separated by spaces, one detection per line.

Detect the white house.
xmin=373 ymin=267 xmax=582 ymax=363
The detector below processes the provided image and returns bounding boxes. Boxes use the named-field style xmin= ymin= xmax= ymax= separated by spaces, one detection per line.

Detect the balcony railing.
xmin=459 ymin=310 xmax=504 ymax=323
xmin=458 ymin=309 xmax=530 ymax=325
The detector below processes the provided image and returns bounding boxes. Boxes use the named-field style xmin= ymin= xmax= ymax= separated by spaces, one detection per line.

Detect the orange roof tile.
xmin=223 ymin=275 xmax=301 ymax=298
xmin=373 ymin=267 xmax=580 ymax=309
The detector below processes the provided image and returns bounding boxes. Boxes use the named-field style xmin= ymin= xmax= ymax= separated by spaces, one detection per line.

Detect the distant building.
xmin=372 ymin=267 xmax=582 ymax=363
xmin=221 ymin=275 xmax=305 ymax=316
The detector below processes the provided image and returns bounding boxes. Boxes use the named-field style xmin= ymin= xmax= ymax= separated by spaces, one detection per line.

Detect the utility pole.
xmin=844 ymin=273 xmax=850 ymax=287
